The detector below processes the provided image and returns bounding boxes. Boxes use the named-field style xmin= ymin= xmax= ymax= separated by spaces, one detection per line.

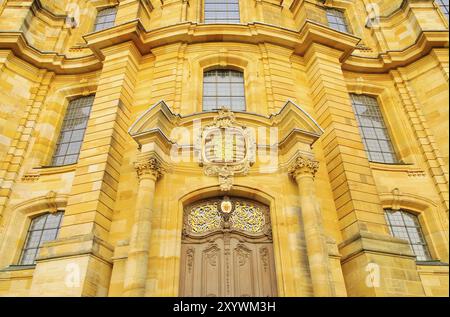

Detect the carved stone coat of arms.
xmin=195 ymin=109 xmax=255 ymax=191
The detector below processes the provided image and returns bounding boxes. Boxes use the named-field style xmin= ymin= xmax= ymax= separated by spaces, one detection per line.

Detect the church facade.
xmin=0 ymin=0 xmax=448 ymax=297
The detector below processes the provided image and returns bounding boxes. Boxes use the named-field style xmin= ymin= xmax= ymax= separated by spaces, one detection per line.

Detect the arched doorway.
xmin=179 ymin=196 xmax=277 ymax=297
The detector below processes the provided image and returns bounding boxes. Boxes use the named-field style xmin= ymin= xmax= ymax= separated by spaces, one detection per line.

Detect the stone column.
xmin=289 ymin=155 xmax=334 ymax=297
xmin=123 ymin=153 xmax=163 ymax=297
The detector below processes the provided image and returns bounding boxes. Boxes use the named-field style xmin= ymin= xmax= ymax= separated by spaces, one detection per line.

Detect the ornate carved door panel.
xmin=180 ymin=197 xmax=277 ymax=297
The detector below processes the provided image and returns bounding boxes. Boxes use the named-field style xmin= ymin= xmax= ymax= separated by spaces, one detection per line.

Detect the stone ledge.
xmin=36 ymin=233 xmax=114 ymax=266
xmin=339 ymin=231 xmax=416 ymax=263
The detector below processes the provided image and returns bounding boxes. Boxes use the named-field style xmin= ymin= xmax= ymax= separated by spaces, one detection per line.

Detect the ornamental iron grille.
xmin=183 ymin=197 xmax=271 ymax=238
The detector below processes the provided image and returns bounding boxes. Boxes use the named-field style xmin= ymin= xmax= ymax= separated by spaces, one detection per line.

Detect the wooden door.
xmin=180 ymin=197 xmax=277 ymax=297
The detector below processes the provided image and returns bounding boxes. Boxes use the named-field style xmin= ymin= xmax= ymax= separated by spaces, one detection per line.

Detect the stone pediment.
xmin=128 ymin=100 xmax=324 ymax=150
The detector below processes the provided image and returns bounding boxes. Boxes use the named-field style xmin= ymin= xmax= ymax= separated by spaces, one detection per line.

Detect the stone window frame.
xmin=191 ymin=54 xmax=259 ymax=114
xmin=188 ymin=53 xmax=267 ymax=114
xmin=18 ymin=211 xmax=64 ymax=266
xmin=350 ymin=93 xmax=399 ymax=164
xmin=201 ymin=0 xmax=241 ymax=24
xmin=29 ymin=81 xmax=97 ymax=169
xmin=379 ymin=192 xmax=448 ymax=263
xmin=346 ymin=82 xmax=421 ymax=167
xmin=317 ymin=1 xmax=369 ymax=46
xmin=0 ymin=194 xmax=68 ymax=269
xmin=384 ymin=208 xmax=432 ymax=262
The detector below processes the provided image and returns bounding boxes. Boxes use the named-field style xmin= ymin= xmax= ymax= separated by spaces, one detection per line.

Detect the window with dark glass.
xmin=19 ymin=212 xmax=64 ymax=265
xmin=436 ymin=0 xmax=449 ymax=20
xmin=385 ymin=209 xmax=432 ymax=261
xmin=203 ymin=69 xmax=246 ymax=111
xmin=51 ymin=95 xmax=94 ymax=166
xmin=204 ymin=0 xmax=240 ymax=23
xmin=325 ymin=8 xmax=350 ymax=33
xmin=93 ymin=7 xmax=117 ymax=31
xmin=350 ymin=94 xmax=398 ymax=164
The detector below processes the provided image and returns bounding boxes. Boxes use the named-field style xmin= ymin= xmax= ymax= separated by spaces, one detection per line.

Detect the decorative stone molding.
xmin=134 ymin=154 xmax=164 ymax=180
xmin=45 ymin=191 xmax=59 ymax=213
xmin=288 ymin=155 xmax=319 ymax=179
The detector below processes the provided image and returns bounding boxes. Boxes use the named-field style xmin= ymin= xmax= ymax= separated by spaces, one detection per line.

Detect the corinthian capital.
xmin=134 ymin=154 xmax=164 ymax=180
xmin=288 ymin=155 xmax=319 ymax=179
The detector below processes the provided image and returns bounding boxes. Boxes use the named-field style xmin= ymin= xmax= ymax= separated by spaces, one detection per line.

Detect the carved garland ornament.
xmin=196 ymin=109 xmax=256 ymax=191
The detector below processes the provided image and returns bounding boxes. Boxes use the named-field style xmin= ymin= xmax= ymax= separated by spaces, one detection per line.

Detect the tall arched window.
xmin=385 ymin=209 xmax=432 ymax=261
xmin=51 ymin=95 xmax=94 ymax=166
xmin=204 ymin=0 xmax=240 ymax=24
xmin=350 ymin=94 xmax=398 ymax=163
xmin=203 ymin=69 xmax=246 ymax=111
xmin=19 ymin=211 xmax=64 ymax=265
xmin=93 ymin=7 xmax=117 ymax=31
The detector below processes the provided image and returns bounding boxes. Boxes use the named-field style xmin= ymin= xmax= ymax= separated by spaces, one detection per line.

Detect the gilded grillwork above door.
xmin=184 ymin=197 xmax=270 ymax=237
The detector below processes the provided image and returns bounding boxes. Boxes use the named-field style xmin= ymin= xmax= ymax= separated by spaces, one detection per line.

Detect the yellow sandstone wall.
xmin=0 ymin=0 xmax=448 ymax=297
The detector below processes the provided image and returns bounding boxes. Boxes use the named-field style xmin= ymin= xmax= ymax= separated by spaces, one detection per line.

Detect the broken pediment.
xmin=128 ymin=99 xmax=324 ymax=150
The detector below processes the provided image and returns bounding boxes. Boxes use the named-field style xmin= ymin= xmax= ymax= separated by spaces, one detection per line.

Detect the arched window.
xmin=203 ymin=69 xmax=246 ymax=111
xmin=350 ymin=94 xmax=398 ymax=163
xmin=51 ymin=95 xmax=94 ymax=166
xmin=19 ymin=211 xmax=64 ymax=265
xmin=385 ymin=209 xmax=432 ymax=261
xmin=204 ymin=0 xmax=240 ymax=24
xmin=93 ymin=7 xmax=117 ymax=32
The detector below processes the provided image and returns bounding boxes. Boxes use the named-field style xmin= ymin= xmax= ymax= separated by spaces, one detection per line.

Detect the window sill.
xmin=21 ymin=164 xmax=77 ymax=182
xmin=416 ymin=260 xmax=449 ymax=266
xmin=369 ymin=161 xmax=426 ymax=176
xmin=0 ymin=265 xmax=36 ymax=272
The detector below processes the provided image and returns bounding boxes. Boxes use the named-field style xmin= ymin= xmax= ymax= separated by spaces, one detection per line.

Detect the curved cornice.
xmin=84 ymin=19 xmax=360 ymax=61
xmin=0 ymin=18 xmax=447 ymax=74
xmin=0 ymin=32 xmax=101 ymax=74
xmin=85 ymin=19 xmax=448 ymax=73
xmin=344 ymin=31 xmax=449 ymax=73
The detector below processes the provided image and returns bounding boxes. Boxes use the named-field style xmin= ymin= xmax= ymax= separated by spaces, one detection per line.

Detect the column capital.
xmin=134 ymin=153 xmax=164 ymax=180
xmin=288 ymin=155 xmax=319 ymax=180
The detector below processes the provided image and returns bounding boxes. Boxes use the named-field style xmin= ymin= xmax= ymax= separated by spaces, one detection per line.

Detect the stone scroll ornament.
xmin=196 ymin=109 xmax=256 ymax=191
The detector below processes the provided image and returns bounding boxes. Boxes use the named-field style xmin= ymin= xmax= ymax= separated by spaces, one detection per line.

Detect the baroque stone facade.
xmin=0 ymin=0 xmax=448 ymax=297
